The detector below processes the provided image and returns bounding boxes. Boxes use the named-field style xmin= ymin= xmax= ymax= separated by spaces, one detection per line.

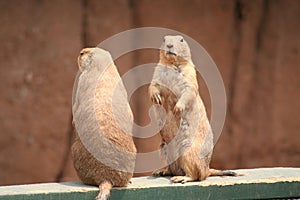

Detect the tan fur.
xmin=71 ymin=47 xmax=136 ymax=199
xmin=149 ymin=35 xmax=236 ymax=183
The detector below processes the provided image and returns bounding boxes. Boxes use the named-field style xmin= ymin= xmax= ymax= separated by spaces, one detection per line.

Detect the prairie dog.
xmin=72 ymin=47 xmax=136 ymax=199
xmin=149 ymin=35 xmax=236 ymax=183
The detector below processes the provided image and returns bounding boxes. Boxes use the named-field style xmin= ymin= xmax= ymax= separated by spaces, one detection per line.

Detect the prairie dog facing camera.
xmin=149 ymin=35 xmax=237 ymax=183
xmin=72 ymin=47 xmax=136 ymax=200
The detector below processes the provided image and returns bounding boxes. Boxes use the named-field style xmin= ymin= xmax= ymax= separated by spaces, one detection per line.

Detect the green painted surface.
xmin=0 ymin=168 xmax=299 ymax=200
xmin=110 ymin=182 xmax=300 ymax=200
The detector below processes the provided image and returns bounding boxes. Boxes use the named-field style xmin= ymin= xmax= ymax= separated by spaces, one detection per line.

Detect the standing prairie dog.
xmin=72 ymin=47 xmax=136 ymax=200
xmin=149 ymin=35 xmax=237 ymax=183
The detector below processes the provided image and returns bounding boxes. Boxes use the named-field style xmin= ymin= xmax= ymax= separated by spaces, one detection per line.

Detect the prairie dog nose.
xmin=167 ymin=44 xmax=173 ymax=48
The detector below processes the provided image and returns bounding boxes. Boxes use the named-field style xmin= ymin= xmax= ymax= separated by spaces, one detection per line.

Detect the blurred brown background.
xmin=0 ymin=0 xmax=299 ymax=186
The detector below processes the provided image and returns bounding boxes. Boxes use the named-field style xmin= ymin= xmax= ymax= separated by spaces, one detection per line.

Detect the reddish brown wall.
xmin=0 ymin=0 xmax=299 ymax=185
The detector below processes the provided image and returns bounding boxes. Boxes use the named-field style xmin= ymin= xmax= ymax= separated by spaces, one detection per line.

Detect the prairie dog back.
xmin=71 ymin=47 xmax=136 ymax=200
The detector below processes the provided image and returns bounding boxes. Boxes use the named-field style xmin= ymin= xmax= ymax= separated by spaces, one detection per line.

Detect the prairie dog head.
xmin=160 ymin=35 xmax=191 ymax=66
xmin=77 ymin=47 xmax=113 ymax=72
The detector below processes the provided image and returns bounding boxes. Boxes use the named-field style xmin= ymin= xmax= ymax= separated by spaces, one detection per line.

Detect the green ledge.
xmin=0 ymin=168 xmax=299 ymax=200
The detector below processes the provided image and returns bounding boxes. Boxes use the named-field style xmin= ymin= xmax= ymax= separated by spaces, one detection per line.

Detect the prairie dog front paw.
xmin=149 ymin=87 xmax=163 ymax=105
xmin=173 ymin=101 xmax=185 ymax=116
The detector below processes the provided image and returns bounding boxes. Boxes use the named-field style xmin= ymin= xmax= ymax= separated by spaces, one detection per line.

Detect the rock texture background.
xmin=0 ymin=0 xmax=299 ymax=185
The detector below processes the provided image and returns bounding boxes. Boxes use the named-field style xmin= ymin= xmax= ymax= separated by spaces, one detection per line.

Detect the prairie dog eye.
xmin=163 ymin=38 xmax=166 ymax=43
xmin=80 ymin=52 xmax=84 ymax=56
xmin=180 ymin=38 xmax=184 ymax=42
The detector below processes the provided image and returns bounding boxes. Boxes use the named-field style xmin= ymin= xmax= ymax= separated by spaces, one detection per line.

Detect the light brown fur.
xmin=71 ymin=47 xmax=136 ymax=199
xmin=149 ymin=35 xmax=237 ymax=183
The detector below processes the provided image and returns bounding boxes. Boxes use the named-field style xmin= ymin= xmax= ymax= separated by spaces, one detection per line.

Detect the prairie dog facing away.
xmin=72 ymin=47 xmax=136 ymax=200
xmin=149 ymin=35 xmax=237 ymax=183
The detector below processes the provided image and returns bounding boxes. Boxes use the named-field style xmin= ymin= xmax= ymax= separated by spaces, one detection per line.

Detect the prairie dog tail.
xmin=208 ymin=169 xmax=239 ymax=177
xmin=96 ymin=181 xmax=112 ymax=200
